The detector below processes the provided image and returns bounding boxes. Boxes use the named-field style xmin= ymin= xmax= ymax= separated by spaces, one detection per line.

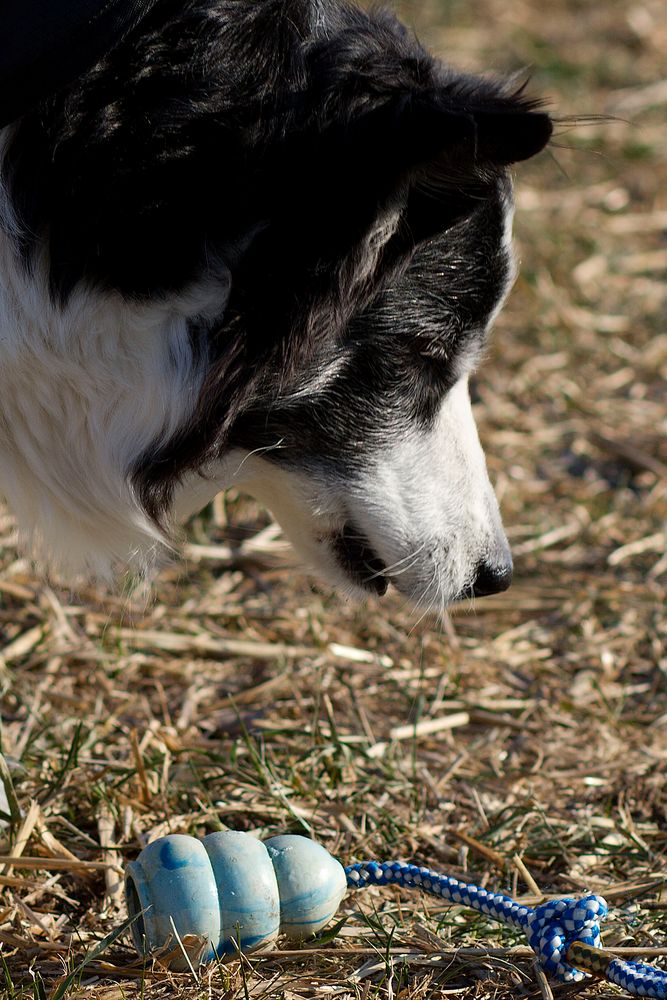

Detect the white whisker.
xmin=363 ymin=541 xmax=427 ymax=584
xmin=233 ymin=439 xmax=285 ymax=478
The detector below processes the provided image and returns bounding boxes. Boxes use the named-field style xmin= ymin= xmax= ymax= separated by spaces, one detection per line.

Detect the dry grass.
xmin=1 ymin=0 xmax=666 ymax=996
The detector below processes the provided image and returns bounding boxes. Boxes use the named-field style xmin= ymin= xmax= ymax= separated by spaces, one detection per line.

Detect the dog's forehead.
xmin=373 ymin=175 xmax=515 ymax=344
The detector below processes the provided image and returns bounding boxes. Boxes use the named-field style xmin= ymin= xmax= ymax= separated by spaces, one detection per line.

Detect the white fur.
xmin=345 ymin=377 xmax=510 ymax=606
xmin=493 ymin=186 xmax=518 ymax=326
xmin=0 ymin=137 xmax=229 ymax=577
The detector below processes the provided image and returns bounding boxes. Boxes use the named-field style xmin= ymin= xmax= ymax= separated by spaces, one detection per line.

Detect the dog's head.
xmin=0 ymin=0 xmax=551 ymax=605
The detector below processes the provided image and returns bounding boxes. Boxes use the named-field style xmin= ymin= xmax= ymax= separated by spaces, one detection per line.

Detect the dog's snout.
xmin=471 ymin=560 xmax=513 ymax=598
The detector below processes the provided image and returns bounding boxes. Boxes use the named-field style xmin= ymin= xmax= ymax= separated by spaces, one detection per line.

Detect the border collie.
xmin=0 ymin=0 xmax=552 ymax=609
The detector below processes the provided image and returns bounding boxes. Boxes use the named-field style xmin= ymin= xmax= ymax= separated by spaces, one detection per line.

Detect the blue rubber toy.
xmin=125 ymin=832 xmax=347 ymax=969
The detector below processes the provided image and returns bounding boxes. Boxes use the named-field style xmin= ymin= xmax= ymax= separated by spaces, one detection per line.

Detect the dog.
xmin=0 ymin=0 xmax=552 ymax=610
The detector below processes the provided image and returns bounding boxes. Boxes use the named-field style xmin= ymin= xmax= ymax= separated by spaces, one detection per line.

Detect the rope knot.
xmin=526 ymin=894 xmax=608 ymax=981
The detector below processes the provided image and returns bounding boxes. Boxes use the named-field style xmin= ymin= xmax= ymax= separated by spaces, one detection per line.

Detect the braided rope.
xmin=345 ymin=861 xmax=667 ymax=998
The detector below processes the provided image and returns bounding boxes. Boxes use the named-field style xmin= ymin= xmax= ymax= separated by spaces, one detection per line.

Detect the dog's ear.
xmin=338 ymin=88 xmax=551 ymax=248
xmin=468 ymin=106 xmax=553 ymax=165
xmin=346 ymin=87 xmax=552 ymax=177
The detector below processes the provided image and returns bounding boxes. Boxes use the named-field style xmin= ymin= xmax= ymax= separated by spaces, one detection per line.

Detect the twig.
xmin=0 ymin=855 xmax=124 ymax=874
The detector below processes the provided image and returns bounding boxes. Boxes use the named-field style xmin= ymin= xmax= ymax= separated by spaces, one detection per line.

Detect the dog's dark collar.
xmin=0 ymin=0 xmax=162 ymax=128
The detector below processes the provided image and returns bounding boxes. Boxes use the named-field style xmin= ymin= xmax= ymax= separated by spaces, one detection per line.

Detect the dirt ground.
xmin=1 ymin=0 xmax=665 ymax=996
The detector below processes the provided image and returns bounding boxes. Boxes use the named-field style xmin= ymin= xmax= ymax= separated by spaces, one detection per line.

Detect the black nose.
xmin=471 ymin=561 xmax=513 ymax=597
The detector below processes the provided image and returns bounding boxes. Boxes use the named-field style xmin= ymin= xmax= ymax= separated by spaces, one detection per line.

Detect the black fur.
xmin=0 ymin=1 xmax=161 ymax=129
xmin=3 ymin=0 xmax=552 ymax=532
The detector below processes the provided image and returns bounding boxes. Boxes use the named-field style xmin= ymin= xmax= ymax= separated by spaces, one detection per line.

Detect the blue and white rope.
xmin=344 ymin=860 xmax=667 ymax=998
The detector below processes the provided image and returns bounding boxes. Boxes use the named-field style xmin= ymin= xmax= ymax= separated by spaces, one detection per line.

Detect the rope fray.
xmin=346 ymin=861 xmax=667 ymax=998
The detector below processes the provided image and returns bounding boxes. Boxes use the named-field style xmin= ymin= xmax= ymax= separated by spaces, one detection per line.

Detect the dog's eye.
xmin=412 ymin=339 xmax=451 ymax=368
xmin=416 ymin=344 xmax=448 ymax=362
xmin=410 ymin=340 xmax=457 ymax=394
